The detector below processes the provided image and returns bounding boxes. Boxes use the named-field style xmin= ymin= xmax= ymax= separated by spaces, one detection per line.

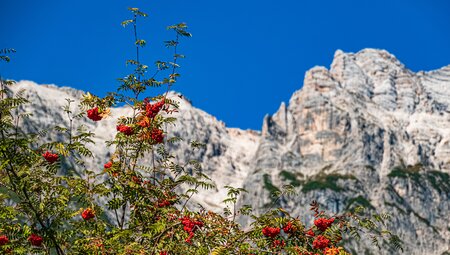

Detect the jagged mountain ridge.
xmin=8 ymin=48 xmax=450 ymax=254
xmin=241 ymin=49 xmax=450 ymax=254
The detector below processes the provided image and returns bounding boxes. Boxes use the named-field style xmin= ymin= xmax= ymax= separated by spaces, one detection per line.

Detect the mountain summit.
xmin=242 ymin=48 xmax=450 ymax=254
xmin=9 ymin=49 xmax=450 ymax=254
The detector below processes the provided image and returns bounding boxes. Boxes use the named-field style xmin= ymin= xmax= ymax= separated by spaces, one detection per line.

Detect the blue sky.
xmin=1 ymin=0 xmax=449 ymax=130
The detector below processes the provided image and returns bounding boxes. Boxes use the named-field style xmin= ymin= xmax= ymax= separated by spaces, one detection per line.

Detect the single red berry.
xmin=81 ymin=208 xmax=95 ymax=220
xmin=42 ymin=151 xmax=58 ymax=164
xmin=28 ymin=233 xmax=43 ymax=246
xmin=0 ymin=235 xmax=9 ymax=246
xmin=87 ymin=107 xmax=102 ymax=121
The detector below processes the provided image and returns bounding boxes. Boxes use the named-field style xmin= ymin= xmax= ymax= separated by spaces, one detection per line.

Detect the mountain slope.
xmin=240 ymin=49 xmax=450 ymax=254
xmin=8 ymin=80 xmax=260 ymax=209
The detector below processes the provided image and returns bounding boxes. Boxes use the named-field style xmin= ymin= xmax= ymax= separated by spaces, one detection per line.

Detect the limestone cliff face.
xmin=241 ymin=49 xmax=450 ymax=255
xmin=7 ymin=81 xmax=260 ymax=210
xmin=8 ymin=48 xmax=450 ymax=254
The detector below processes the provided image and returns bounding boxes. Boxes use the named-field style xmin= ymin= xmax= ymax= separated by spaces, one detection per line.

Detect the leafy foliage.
xmin=388 ymin=164 xmax=450 ymax=194
xmin=345 ymin=196 xmax=375 ymax=211
xmin=0 ymin=48 xmax=16 ymax=63
xmin=302 ymin=173 xmax=357 ymax=193
xmin=279 ymin=170 xmax=302 ymax=187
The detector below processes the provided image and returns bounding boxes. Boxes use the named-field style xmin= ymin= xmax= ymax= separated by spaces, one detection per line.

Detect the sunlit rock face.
xmin=9 ymin=48 xmax=450 ymax=254
xmin=240 ymin=49 xmax=450 ymax=255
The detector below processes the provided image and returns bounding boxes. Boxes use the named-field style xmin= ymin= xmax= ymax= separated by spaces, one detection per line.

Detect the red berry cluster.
xmin=151 ymin=128 xmax=164 ymax=144
xmin=104 ymin=161 xmax=112 ymax=169
xmin=306 ymin=229 xmax=315 ymax=236
xmin=157 ymin=192 xmax=176 ymax=207
xmin=132 ymin=176 xmax=142 ymax=184
xmin=297 ymin=252 xmax=320 ymax=255
xmin=104 ymin=161 xmax=120 ymax=177
xmin=117 ymin=124 xmax=134 ymax=136
xmin=28 ymin=233 xmax=43 ymax=246
xmin=0 ymin=235 xmax=8 ymax=246
xmin=81 ymin=208 xmax=95 ymax=220
xmin=283 ymin=221 xmax=295 ymax=234
xmin=159 ymin=251 xmax=168 ymax=255
xmin=314 ymin=217 xmax=334 ymax=232
xmin=180 ymin=217 xmax=204 ymax=243
xmin=42 ymin=151 xmax=58 ymax=164
xmin=262 ymin=226 xmax=280 ymax=238
xmin=312 ymin=235 xmax=330 ymax=250
xmin=87 ymin=107 xmax=102 ymax=121
xmin=157 ymin=199 xmax=172 ymax=208
xmin=145 ymin=100 xmax=164 ymax=118
xmin=272 ymin=239 xmax=285 ymax=248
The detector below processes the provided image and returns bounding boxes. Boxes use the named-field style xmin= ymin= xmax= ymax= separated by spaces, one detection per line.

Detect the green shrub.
xmin=279 ymin=170 xmax=302 ymax=187
xmin=346 ymin=196 xmax=374 ymax=210
xmin=302 ymin=173 xmax=356 ymax=193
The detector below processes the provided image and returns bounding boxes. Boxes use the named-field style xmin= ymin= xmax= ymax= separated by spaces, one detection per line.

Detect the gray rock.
xmin=240 ymin=49 xmax=450 ymax=254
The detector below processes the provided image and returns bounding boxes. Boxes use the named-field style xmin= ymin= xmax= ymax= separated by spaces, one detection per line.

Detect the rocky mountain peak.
xmin=239 ymin=49 xmax=450 ymax=254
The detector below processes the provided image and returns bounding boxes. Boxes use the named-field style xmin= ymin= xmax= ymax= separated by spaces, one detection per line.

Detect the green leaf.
xmin=121 ymin=19 xmax=134 ymax=27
